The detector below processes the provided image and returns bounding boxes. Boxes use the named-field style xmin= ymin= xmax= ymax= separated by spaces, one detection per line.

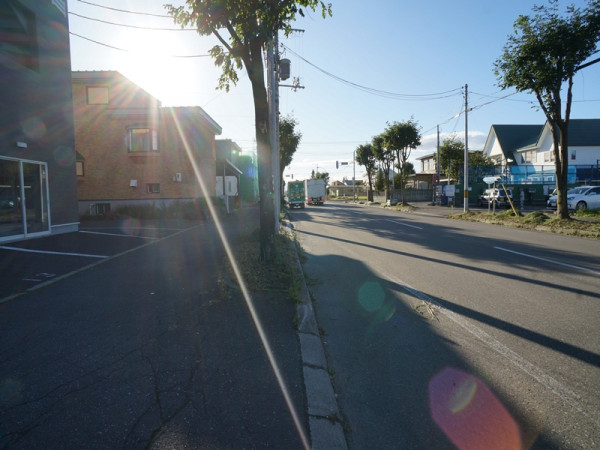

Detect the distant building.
xmin=483 ymin=119 xmax=600 ymax=183
xmin=0 ymin=0 xmax=79 ymax=243
xmin=72 ymin=71 xmax=222 ymax=216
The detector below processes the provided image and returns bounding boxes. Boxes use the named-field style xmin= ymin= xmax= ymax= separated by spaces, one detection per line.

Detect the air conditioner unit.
xmin=175 ymin=172 xmax=182 ymax=182
xmin=129 ymin=179 xmax=138 ymax=187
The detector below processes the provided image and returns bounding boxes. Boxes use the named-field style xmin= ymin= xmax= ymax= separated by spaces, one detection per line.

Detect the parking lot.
xmin=0 ymin=218 xmax=202 ymax=302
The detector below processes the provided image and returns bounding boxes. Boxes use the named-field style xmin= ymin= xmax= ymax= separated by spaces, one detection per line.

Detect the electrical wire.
xmin=69 ymin=11 xmax=195 ymax=31
xmin=69 ymin=31 xmax=211 ymax=58
xmin=76 ymin=0 xmax=171 ymax=18
xmin=280 ymin=44 xmax=462 ymax=101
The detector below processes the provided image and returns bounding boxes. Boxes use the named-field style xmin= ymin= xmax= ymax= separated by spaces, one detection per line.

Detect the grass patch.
xmin=224 ymin=230 xmax=305 ymax=302
xmin=449 ymin=209 xmax=600 ymax=238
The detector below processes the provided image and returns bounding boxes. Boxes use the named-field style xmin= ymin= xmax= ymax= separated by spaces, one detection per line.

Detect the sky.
xmin=67 ymin=0 xmax=600 ymax=182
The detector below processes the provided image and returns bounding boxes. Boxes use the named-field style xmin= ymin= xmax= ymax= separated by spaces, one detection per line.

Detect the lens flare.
xmin=53 ymin=146 xmax=75 ymax=167
xmin=167 ymin=109 xmax=310 ymax=449
xmin=358 ymin=281 xmax=385 ymax=313
xmin=429 ymin=367 xmax=522 ymax=450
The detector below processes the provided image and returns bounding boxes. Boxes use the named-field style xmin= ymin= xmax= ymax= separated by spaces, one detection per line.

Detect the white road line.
xmin=385 ymin=219 xmax=423 ymax=230
xmin=79 ymin=230 xmax=159 ymax=240
xmin=379 ymin=270 xmax=597 ymax=426
xmin=336 ymin=238 xmax=595 ymax=425
xmin=0 ymin=246 xmax=108 ymax=259
xmin=495 ymin=246 xmax=600 ymax=275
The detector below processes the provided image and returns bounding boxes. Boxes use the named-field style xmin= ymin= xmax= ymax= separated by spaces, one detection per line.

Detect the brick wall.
xmin=73 ymin=72 xmax=217 ymax=206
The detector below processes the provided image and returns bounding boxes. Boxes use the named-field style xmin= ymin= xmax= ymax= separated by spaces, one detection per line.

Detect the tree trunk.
xmin=555 ymin=122 xmax=570 ymax=219
xmin=247 ymin=43 xmax=275 ymax=260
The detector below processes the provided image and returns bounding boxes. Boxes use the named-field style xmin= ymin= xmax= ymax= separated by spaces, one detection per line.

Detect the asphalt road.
xmin=0 ymin=210 xmax=307 ymax=449
xmin=290 ymin=201 xmax=600 ymax=449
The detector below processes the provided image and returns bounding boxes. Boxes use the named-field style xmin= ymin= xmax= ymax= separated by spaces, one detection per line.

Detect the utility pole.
xmin=463 ymin=83 xmax=469 ymax=212
xmin=353 ymin=150 xmax=356 ymax=202
xmin=435 ymin=125 xmax=440 ymax=204
xmin=267 ymin=34 xmax=280 ymax=231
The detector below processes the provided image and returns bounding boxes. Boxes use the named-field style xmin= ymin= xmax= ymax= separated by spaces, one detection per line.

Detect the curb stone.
xmin=284 ymin=224 xmax=348 ymax=450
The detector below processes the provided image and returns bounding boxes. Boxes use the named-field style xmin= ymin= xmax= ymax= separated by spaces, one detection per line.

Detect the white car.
xmin=566 ymin=186 xmax=600 ymax=210
xmin=546 ymin=189 xmax=558 ymax=209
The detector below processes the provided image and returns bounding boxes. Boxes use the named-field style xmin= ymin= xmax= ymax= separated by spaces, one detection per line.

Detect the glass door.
xmin=0 ymin=159 xmax=22 ymax=239
xmin=22 ymin=162 xmax=50 ymax=235
xmin=0 ymin=158 xmax=50 ymax=241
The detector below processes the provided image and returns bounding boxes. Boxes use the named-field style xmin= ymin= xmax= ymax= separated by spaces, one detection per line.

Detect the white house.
xmin=482 ymin=119 xmax=600 ymax=183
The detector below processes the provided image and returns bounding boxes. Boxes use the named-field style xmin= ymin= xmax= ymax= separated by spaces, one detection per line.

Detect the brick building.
xmin=72 ymin=71 xmax=221 ymax=216
xmin=0 ymin=0 xmax=78 ymax=243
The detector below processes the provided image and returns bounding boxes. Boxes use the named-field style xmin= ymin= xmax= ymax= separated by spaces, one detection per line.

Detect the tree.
xmin=279 ymin=115 xmax=302 ymax=204
xmin=494 ymin=0 xmax=600 ymax=219
xmin=355 ymin=143 xmax=377 ymax=201
xmin=469 ymin=150 xmax=494 ymax=167
xmin=312 ymin=170 xmax=329 ymax=186
xmin=166 ymin=1 xmax=332 ymax=259
xmin=383 ymin=119 xmax=421 ymax=205
xmin=371 ymin=134 xmax=393 ymax=199
xmin=439 ymin=136 xmax=464 ymax=182
xmin=374 ymin=168 xmax=385 ymax=191
xmin=393 ymin=162 xmax=415 ymax=190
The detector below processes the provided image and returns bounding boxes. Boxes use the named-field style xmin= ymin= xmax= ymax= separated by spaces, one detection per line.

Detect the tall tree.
xmin=393 ymin=162 xmax=415 ymax=191
xmin=312 ymin=171 xmax=330 ymax=185
xmin=279 ymin=115 xmax=302 ymax=203
xmin=383 ymin=119 xmax=422 ymax=205
xmin=371 ymin=134 xmax=393 ymax=199
xmin=469 ymin=150 xmax=494 ymax=167
xmin=355 ymin=143 xmax=377 ymax=201
xmin=166 ymin=1 xmax=332 ymax=259
xmin=494 ymin=0 xmax=600 ymax=219
xmin=439 ymin=136 xmax=464 ymax=182
xmin=374 ymin=168 xmax=385 ymax=191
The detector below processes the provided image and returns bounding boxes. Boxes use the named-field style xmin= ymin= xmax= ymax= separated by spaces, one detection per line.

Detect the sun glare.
xmin=116 ymin=30 xmax=215 ymax=107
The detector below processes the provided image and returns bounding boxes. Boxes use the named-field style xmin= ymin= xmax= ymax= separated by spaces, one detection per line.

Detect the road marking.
xmin=79 ymin=230 xmax=159 ymax=239
xmin=385 ymin=219 xmax=423 ymax=230
xmin=495 ymin=246 xmax=600 ymax=275
xmin=336 ymin=238 xmax=595 ymax=425
xmin=378 ymin=269 xmax=597 ymax=426
xmin=0 ymin=246 xmax=108 ymax=259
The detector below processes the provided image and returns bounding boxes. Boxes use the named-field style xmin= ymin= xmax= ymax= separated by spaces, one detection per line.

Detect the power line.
xmin=68 ymin=11 xmax=195 ymax=31
xmin=69 ymin=31 xmax=211 ymax=58
xmin=281 ymin=44 xmax=462 ymax=101
xmin=76 ymin=0 xmax=170 ymax=18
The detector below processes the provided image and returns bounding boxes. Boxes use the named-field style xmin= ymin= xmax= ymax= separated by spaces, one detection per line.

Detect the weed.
xmin=450 ymin=209 xmax=600 ymax=238
xmin=327 ymin=366 xmax=336 ymax=378
xmin=222 ymin=230 xmax=305 ymax=302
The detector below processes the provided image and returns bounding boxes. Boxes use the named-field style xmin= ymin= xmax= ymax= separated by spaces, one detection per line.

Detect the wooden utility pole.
xmin=463 ymin=84 xmax=469 ymax=212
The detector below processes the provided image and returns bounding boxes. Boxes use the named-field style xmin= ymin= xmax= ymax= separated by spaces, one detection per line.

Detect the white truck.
xmin=304 ymin=179 xmax=326 ymax=205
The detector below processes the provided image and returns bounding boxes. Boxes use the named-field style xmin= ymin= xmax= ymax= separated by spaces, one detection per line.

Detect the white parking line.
xmin=385 ymin=219 xmax=423 ymax=230
xmin=495 ymin=246 xmax=600 ymax=275
xmin=0 ymin=246 xmax=108 ymax=259
xmin=79 ymin=230 xmax=159 ymax=240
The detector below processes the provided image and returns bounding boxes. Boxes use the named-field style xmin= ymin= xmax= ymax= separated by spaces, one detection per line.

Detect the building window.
xmin=76 ymin=161 xmax=84 ymax=176
xmin=571 ymin=150 xmax=576 ymax=160
xmin=146 ymin=183 xmax=160 ymax=194
xmin=544 ymin=151 xmax=554 ymax=163
xmin=0 ymin=0 xmax=39 ymax=70
xmin=90 ymin=203 xmax=110 ymax=216
xmin=520 ymin=150 xmax=536 ymax=164
xmin=128 ymin=128 xmax=158 ymax=152
xmin=87 ymin=86 xmax=109 ymax=104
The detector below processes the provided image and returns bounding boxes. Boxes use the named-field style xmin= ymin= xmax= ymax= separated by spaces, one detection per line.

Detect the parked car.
xmin=566 ymin=186 xmax=600 ymax=210
xmin=546 ymin=189 xmax=558 ymax=209
xmin=478 ymin=188 xmax=513 ymax=208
